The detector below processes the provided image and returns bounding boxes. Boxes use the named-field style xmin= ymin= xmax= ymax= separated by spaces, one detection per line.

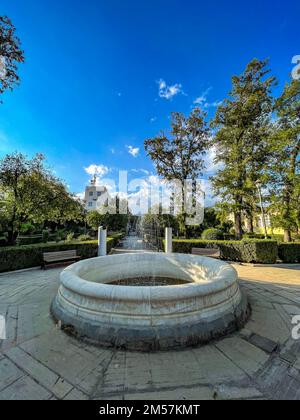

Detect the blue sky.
xmin=0 ymin=0 xmax=299 ymax=196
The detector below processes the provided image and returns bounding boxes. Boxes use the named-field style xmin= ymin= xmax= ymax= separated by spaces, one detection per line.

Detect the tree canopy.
xmin=0 ymin=15 xmax=24 ymax=98
xmin=269 ymin=79 xmax=300 ymax=242
xmin=145 ymin=108 xmax=209 ymax=236
xmin=211 ymin=58 xmax=276 ymax=239
xmin=0 ymin=152 xmax=84 ymax=245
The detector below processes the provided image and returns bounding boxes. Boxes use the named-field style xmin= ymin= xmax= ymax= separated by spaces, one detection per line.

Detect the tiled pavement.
xmin=0 ymin=263 xmax=300 ymax=400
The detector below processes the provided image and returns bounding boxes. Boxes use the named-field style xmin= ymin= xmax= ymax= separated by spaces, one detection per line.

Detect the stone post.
xmin=98 ymin=226 xmax=107 ymax=257
xmin=165 ymin=227 xmax=173 ymax=254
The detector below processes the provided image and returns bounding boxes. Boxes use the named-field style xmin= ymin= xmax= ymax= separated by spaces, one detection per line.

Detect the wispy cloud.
xmin=150 ymin=117 xmax=157 ymax=123
xmin=127 ymin=146 xmax=140 ymax=158
xmin=193 ymin=87 xmax=212 ymax=106
xmin=193 ymin=88 xmax=221 ymax=109
xmin=158 ymin=79 xmax=184 ymax=100
xmin=204 ymin=100 xmax=222 ymax=108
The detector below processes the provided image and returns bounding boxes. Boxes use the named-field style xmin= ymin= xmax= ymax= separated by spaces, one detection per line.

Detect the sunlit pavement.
xmin=0 ymin=260 xmax=300 ymax=400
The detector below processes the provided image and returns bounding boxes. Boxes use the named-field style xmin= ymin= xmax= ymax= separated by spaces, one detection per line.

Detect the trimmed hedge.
xmin=168 ymin=239 xmax=278 ymax=264
xmin=219 ymin=240 xmax=278 ymax=264
xmin=278 ymin=243 xmax=300 ymax=263
xmin=168 ymin=239 xmax=221 ymax=254
xmin=0 ymin=234 xmax=124 ymax=273
xmin=201 ymin=228 xmax=224 ymax=240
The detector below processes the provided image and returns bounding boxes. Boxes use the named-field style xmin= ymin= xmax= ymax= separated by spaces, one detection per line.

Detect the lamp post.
xmin=256 ymin=181 xmax=268 ymax=239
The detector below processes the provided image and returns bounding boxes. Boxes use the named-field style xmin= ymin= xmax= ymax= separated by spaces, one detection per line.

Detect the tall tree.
xmin=144 ymin=108 xmax=209 ymax=237
xmin=0 ymin=152 xmax=84 ymax=245
xmin=0 ymin=16 xmax=24 ymax=98
xmin=211 ymin=59 xmax=276 ymax=239
xmin=269 ymin=79 xmax=300 ymax=242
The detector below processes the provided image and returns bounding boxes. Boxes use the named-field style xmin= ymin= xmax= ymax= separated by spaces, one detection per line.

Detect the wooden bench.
xmin=192 ymin=248 xmax=220 ymax=259
xmin=42 ymin=250 xmax=81 ymax=269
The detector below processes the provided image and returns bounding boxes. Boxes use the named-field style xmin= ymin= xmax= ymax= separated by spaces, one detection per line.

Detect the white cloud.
xmin=75 ymin=192 xmax=85 ymax=201
xmin=127 ymin=146 xmax=140 ymax=158
xmin=204 ymin=145 xmax=223 ymax=175
xmin=193 ymin=88 xmax=212 ymax=106
xmin=193 ymin=88 xmax=221 ymax=109
xmin=150 ymin=117 xmax=157 ymax=123
xmin=84 ymin=164 xmax=109 ymax=178
xmin=158 ymin=79 xmax=183 ymax=100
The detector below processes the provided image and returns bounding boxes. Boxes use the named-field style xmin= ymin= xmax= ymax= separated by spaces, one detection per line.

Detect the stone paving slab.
xmin=215 ymin=337 xmax=269 ymax=375
xmin=0 ymin=264 xmax=300 ymax=400
xmin=0 ymin=375 xmax=51 ymax=400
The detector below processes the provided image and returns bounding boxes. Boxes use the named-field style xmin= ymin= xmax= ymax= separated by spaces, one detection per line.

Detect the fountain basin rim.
xmin=59 ymin=252 xmax=238 ymax=302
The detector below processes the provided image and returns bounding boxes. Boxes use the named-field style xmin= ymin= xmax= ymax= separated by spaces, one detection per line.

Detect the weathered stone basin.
xmin=51 ymin=253 xmax=250 ymax=351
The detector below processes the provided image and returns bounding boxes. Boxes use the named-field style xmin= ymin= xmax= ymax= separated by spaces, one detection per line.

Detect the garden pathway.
xmin=0 ymin=262 xmax=300 ymax=400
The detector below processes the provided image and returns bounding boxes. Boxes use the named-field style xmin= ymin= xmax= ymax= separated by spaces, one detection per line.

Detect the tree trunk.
xmin=245 ymin=214 xmax=254 ymax=234
xmin=284 ymin=229 xmax=292 ymax=243
xmin=7 ymin=227 xmax=18 ymax=246
xmin=234 ymin=211 xmax=243 ymax=240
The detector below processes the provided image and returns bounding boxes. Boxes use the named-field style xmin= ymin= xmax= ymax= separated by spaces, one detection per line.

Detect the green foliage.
xmin=66 ymin=232 xmax=75 ymax=242
xmin=0 ymin=16 xmax=25 ymax=98
xmin=201 ymin=228 xmax=224 ymax=240
xmin=219 ymin=240 xmax=278 ymax=264
xmin=42 ymin=229 xmax=50 ymax=243
xmin=169 ymin=239 xmax=220 ymax=254
xmin=77 ymin=234 xmax=91 ymax=242
xmin=0 ymin=235 xmax=123 ymax=273
xmin=0 ymin=152 xmax=85 ymax=245
xmin=278 ymin=243 xmax=300 ymax=263
xmin=269 ymin=79 xmax=300 ymax=242
xmin=144 ymin=108 xmax=210 ymax=236
xmin=86 ymin=209 xmax=128 ymax=233
xmin=55 ymin=229 xmax=66 ymax=242
xmin=19 ymin=223 xmax=35 ymax=235
xmin=168 ymin=238 xmax=278 ymax=263
xmin=17 ymin=235 xmax=44 ymax=246
xmin=211 ymin=59 xmax=276 ymax=239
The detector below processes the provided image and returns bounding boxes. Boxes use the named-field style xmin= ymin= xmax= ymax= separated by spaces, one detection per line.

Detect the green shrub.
xmin=0 ymin=235 xmax=123 ymax=273
xmin=278 ymin=243 xmax=300 ymax=263
xmin=243 ymin=233 xmax=267 ymax=240
xmin=20 ymin=223 xmax=36 ymax=235
xmin=66 ymin=232 xmax=75 ymax=242
xmin=0 ymin=236 xmax=7 ymax=247
xmin=219 ymin=240 xmax=278 ymax=264
xmin=201 ymin=228 xmax=224 ymax=240
xmin=42 ymin=229 xmax=50 ymax=243
xmin=17 ymin=235 xmax=44 ymax=246
xmin=168 ymin=239 xmax=278 ymax=264
xmin=77 ymin=234 xmax=91 ymax=242
xmin=167 ymin=239 xmax=220 ymax=254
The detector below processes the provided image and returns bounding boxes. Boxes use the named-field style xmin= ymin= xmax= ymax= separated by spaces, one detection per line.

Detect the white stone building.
xmin=83 ymin=176 xmax=108 ymax=211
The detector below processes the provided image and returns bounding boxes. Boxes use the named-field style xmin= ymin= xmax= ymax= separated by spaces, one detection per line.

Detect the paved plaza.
xmin=0 ymin=261 xmax=300 ymax=400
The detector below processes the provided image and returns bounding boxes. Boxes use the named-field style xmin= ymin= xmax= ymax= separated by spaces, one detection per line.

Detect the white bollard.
xmin=98 ymin=226 xmax=107 ymax=257
xmin=165 ymin=227 xmax=173 ymax=254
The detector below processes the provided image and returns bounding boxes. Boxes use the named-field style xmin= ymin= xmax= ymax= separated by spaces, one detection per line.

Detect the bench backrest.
xmin=192 ymin=248 xmax=220 ymax=257
xmin=43 ymin=250 xmax=77 ymax=261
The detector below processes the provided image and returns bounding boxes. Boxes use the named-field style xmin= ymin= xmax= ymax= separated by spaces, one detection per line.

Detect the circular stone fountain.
xmin=51 ymin=253 xmax=250 ymax=351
